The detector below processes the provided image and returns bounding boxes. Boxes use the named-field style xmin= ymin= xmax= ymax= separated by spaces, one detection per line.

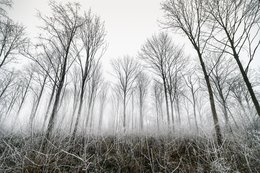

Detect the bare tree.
xmin=0 ymin=70 xmax=15 ymax=101
xmin=165 ymin=46 xmax=186 ymax=126
xmin=23 ymin=47 xmax=60 ymax=132
xmin=34 ymin=1 xmax=84 ymax=149
xmin=139 ymin=32 xmax=174 ymax=129
xmin=0 ymin=70 xmax=16 ymax=122
xmin=72 ymin=10 xmax=106 ymax=138
xmin=204 ymin=0 xmax=260 ymax=116
xmin=1 ymin=81 xmax=20 ymax=122
xmin=0 ymin=14 xmax=26 ymax=69
xmin=183 ymin=72 xmax=201 ymax=132
xmin=139 ymin=32 xmax=187 ymax=130
xmin=162 ymin=0 xmax=223 ymax=145
xmin=111 ymin=56 xmax=140 ymax=132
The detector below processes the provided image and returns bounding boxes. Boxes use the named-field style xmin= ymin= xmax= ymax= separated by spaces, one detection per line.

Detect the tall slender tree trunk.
xmin=43 ymin=56 xmax=69 ymax=151
xmin=72 ymin=84 xmax=85 ymax=139
xmin=176 ymin=96 xmax=181 ymax=125
xmin=139 ymin=92 xmax=144 ymax=130
xmin=43 ymin=77 xmax=64 ymax=151
xmin=197 ymin=51 xmax=223 ymax=146
xmin=162 ymin=78 xmax=170 ymax=128
xmin=88 ymin=93 xmax=97 ymax=134
xmin=191 ymin=91 xmax=199 ymax=132
xmin=169 ymin=96 xmax=175 ymax=131
xmin=132 ymin=93 xmax=135 ymax=132
xmin=155 ymin=101 xmax=160 ymax=132
xmin=139 ymin=101 xmax=143 ymax=130
xmin=69 ymin=88 xmax=79 ymax=133
xmin=85 ymin=88 xmax=94 ymax=133
xmin=192 ymin=105 xmax=198 ymax=132
xmin=234 ymin=55 xmax=260 ymax=116
xmin=42 ymin=81 xmax=56 ymax=132
xmin=123 ymin=94 xmax=127 ymax=132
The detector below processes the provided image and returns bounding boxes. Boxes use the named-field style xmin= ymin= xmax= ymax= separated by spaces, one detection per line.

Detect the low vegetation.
xmin=0 ymin=129 xmax=259 ymax=172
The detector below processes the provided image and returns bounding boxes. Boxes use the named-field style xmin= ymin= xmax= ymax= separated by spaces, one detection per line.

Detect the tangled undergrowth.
xmin=0 ymin=130 xmax=259 ymax=173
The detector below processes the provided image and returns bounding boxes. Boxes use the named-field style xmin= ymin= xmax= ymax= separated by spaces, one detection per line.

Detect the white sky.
xmin=8 ymin=0 xmax=260 ymax=73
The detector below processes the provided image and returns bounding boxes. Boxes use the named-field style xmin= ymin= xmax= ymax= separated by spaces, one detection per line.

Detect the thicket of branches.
xmin=0 ymin=0 xmax=259 ymax=172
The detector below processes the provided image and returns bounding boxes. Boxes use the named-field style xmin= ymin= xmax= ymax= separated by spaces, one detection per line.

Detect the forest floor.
xmin=0 ymin=130 xmax=259 ymax=173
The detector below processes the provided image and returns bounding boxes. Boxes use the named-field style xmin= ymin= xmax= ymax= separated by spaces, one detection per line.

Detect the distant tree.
xmin=15 ymin=67 xmax=34 ymax=117
xmin=130 ymin=88 xmax=136 ymax=132
xmin=111 ymin=89 xmax=121 ymax=134
xmin=136 ymin=71 xmax=149 ymax=130
xmin=165 ymin=46 xmax=186 ymax=126
xmin=2 ymin=80 xmax=20 ymax=121
xmin=111 ymin=56 xmax=140 ymax=132
xmin=0 ymin=70 xmax=15 ymax=101
xmin=98 ymin=82 xmax=109 ymax=133
xmin=152 ymin=80 xmax=164 ymax=132
xmin=183 ymin=71 xmax=201 ymax=132
xmin=0 ymin=70 xmax=16 ymax=122
xmin=139 ymin=33 xmax=172 ymax=129
xmin=0 ymin=12 xmax=26 ymax=68
xmin=140 ymin=32 xmax=186 ymax=130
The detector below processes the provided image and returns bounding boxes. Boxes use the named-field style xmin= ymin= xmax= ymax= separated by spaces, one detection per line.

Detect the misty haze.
xmin=0 ymin=0 xmax=260 ymax=172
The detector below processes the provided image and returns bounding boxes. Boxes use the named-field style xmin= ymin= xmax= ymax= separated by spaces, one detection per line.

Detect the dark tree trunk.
xmin=224 ymin=26 xmax=260 ymax=117
xmin=72 ymin=84 xmax=85 ymax=139
xmin=42 ymin=79 xmax=56 ymax=132
xmin=162 ymin=77 xmax=170 ymax=129
xmin=43 ymin=75 xmax=65 ymax=151
xmin=169 ymin=94 xmax=175 ymax=129
xmin=123 ymin=93 xmax=127 ymax=131
xmin=234 ymin=55 xmax=260 ymax=116
xmin=197 ymin=50 xmax=223 ymax=146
